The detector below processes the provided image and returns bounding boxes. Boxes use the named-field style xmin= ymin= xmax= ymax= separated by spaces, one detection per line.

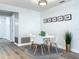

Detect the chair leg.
xmin=41 ymin=45 xmax=44 ymax=55
xmin=34 ymin=45 xmax=38 ymax=55
xmin=48 ymin=46 xmax=50 ymax=54
xmin=43 ymin=45 xmax=46 ymax=54
xmin=55 ymin=43 xmax=59 ymax=54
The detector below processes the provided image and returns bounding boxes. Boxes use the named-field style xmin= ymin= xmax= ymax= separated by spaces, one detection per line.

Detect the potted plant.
xmin=65 ymin=32 xmax=72 ymax=52
xmin=39 ymin=31 xmax=46 ymax=36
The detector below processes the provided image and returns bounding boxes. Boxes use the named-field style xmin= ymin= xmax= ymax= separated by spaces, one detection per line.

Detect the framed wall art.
xmin=64 ymin=14 xmax=72 ymax=21
xmin=52 ymin=17 xmax=57 ymax=22
xmin=43 ymin=14 xmax=72 ymax=23
xmin=57 ymin=16 xmax=64 ymax=21
xmin=47 ymin=18 xmax=52 ymax=23
xmin=43 ymin=19 xmax=48 ymax=23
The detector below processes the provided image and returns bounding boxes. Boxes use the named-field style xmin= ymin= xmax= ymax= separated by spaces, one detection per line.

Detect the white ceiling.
xmin=0 ymin=0 xmax=71 ymax=11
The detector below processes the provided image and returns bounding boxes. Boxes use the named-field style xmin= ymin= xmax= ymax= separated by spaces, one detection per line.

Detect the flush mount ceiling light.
xmin=38 ymin=0 xmax=47 ymax=6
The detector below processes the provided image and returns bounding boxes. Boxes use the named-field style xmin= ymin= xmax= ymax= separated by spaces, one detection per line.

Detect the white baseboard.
xmin=58 ymin=45 xmax=79 ymax=53
xmin=14 ymin=42 xmax=31 ymax=46
xmin=71 ymin=49 xmax=79 ymax=53
xmin=14 ymin=43 xmax=19 ymax=46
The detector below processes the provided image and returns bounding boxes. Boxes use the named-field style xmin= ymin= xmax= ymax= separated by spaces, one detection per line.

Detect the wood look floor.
xmin=0 ymin=40 xmax=35 ymax=59
xmin=0 ymin=39 xmax=79 ymax=59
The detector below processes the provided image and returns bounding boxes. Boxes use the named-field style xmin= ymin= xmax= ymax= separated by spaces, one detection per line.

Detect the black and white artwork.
xmin=47 ymin=18 xmax=52 ymax=23
xmin=43 ymin=19 xmax=47 ymax=23
xmin=52 ymin=17 xmax=57 ymax=22
xmin=43 ymin=14 xmax=72 ymax=23
xmin=57 ymin=16 xmax=64 ymax=21
xmin=64 ymin=14 xmax=72 ymax=21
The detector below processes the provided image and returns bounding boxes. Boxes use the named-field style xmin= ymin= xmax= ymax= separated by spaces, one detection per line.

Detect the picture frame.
xmin=47 ymin=18 xmax=52 ymax=23
xmin=57 ymin=16 xmax=64 ymax=21
xmin=52 ymin=17 xmax=57 ymax=22
xmin=64 ymin=14 xmax=72 ymax=21
xmin=43 ymin=14 xmax=72 ymax=23
xmin=43 ymin=19 xmax=47 ymax=23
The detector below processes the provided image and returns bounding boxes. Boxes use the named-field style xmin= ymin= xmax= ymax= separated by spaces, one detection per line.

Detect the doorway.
xmin=0 ymin=15 xmax=10 ymax=40
xmin=0 ymin=10 xmax=19 ymax=43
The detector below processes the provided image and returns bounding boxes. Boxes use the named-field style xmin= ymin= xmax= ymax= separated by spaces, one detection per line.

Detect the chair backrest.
xmin=34 ymin=36 xmax=44 ymax=44
xmin=29 ymin=33 xmax=36 ymax=42
xmin=43 ymin=35 xmax=57 ymax=45
xmin=49 ymin=35 xmax=58 ymax=46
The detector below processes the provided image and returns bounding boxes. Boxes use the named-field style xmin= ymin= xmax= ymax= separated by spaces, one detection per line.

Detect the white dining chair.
xmin=43 ymin=35 xmax=59 ymax=54
xmin=33 ymin=36 xmax=44 ymax=55
xmin=50 ymin=35 xmax=59 ymax=54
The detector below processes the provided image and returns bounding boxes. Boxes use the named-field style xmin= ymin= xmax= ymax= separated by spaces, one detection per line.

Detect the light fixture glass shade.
xmin=38 ymin=0 xmax=47 ymax=6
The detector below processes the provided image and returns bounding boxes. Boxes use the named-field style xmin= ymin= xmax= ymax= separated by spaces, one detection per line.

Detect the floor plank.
xmin=0 ymin=39 xmax=35 ymax=59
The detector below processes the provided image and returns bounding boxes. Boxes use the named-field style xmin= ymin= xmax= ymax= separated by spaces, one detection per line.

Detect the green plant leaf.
xmin=39 ymin=31 xmax=46 ymax=36
xmin=65 ymin=32 xmax=72 ymax=44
